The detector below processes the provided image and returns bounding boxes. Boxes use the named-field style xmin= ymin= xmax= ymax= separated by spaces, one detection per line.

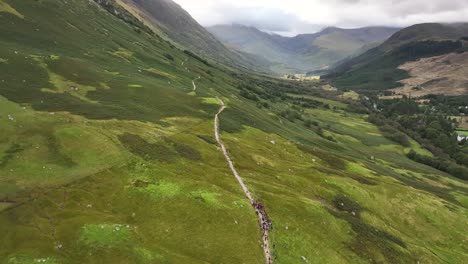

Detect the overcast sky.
xmin=172 ymin=0 xmax=468 ymax=36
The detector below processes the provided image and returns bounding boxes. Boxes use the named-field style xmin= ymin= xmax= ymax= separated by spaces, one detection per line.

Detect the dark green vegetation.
xmin=208 ymin=24 xmax=399 ymax=74
xmin=327 ymin=23 xmax=468 ymax=93
xmin=364 ymin=95 xmax=468 ymax=180
xmin=0 ymin=0 xmax=467 ymax=263
xmin=328 ymin=40 xmax=467 ymax=92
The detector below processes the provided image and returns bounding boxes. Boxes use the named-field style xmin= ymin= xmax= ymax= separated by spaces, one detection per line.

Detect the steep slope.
xmin=208 ymin=24 xmax=399 ymax=74
xmin=0 ymin=1 xmax=467 ymax=263
xmin=327 ymin=23 xmax=468 ymax=94
xmin=112 ymin=0 xmax=267 ymax=71
xmin=395 ymin=52 xmax=468 ymax=96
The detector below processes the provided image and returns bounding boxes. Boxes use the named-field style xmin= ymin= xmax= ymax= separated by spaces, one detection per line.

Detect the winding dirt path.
xmin=192 ymin=76 xmax=201 ymax=91
xmin=214 ymin=98 xmax=273 ymax=264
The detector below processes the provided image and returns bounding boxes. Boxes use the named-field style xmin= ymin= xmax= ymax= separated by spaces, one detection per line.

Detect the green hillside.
xmin=111 ymin=0 xmax=268 ymax=72
xmin=0 ymin=1 xmax=467 ymax=264
xmin=327 ymin=23 xmax=468 ymax=93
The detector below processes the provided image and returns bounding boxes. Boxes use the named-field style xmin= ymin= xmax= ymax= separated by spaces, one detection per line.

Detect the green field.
xmin=457 ymin=130 xmax=468 ymax=136
xmin=286 ymin=93 xmax=347 ymax=108
xmin=0 ymin=0 xmax=467 ymax=263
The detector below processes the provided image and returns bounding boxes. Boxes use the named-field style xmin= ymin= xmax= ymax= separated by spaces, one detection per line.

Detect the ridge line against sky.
xmin=172 ymin=0 xmax=468 ymax=36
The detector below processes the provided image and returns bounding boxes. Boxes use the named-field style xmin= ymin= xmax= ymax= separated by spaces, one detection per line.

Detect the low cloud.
xmin=173 ymin=0 xmax=468 ymax=35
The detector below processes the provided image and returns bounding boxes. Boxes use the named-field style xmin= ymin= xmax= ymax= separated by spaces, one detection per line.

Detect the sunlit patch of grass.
xmin=128 ymin=84 xmax=143 ymax=88
xmin=104 ymin=70 xmax=120 ymax=75
xmin=54 ymin=126 xmax=124 ymax=167
xmin=48 ymin=55 xmax=60 ymax=61
xmin=0 ymin=58 xmax=8 ymax=64
xmin=286 ymin=93 xmax=347 ymax=108
xmin=144 ymin=68 xmax=176 ymax=80
xmin=346 ymin=162 xmax=375 ymax=178
xmin=138 ymin=181 xmax=181 ymax=199
xmin=99 ymin=82 xmax=110 ymax=89
xmin=321 ymin=84 xmax=337 ymax=91
xmin=201 ymin=97 xmax=221 ymax=105
xmin=404 ymin=139 xmax=433 ymax=157
xmin=32 ymin=56 xmax=97 ymax=103
xmin=0 ymin=1 xmax=24 ymax=19
xmin=79 ymin=224 xmax=132 ymax=250
xmin=133 ymin=247 xmax=160 ymax=263
xmin=190 ymin=190 xmax=224 ymax=207
xmin=341 ymin=91 xmax=359 ymax=100
xmin=7 ymin=255 xmax=60 ymax=264
xmin=111 ymin=48 xmax=134 ymax=62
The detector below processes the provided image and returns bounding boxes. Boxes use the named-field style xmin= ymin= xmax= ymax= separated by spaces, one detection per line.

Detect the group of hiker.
xmin=252 ymin=200 xmax=272 ymax=234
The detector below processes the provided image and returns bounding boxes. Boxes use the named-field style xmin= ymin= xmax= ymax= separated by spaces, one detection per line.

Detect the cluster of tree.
xmin=367 ymin=96 xmax=468 ymax=180
xmin=163 ymin=53 xmax=174 ymax=61
xmin=286 ymin=96 xmax=331 ymax=110
xmin=279 ymin=108 xmax=303 ymax=122
xmin=422 ymin=94 xmax=468 ymax=115
xmin=407 ymin=150 xmax=468 ymax=180
xmin=183 ymin=50 xmax=210 ymax=66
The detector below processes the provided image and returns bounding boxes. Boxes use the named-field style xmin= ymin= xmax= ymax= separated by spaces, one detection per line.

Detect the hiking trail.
xmin=214 ymin=98 xmax=273 ymax=264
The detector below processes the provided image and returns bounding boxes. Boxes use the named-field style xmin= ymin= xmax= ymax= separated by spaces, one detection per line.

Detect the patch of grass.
xmin=197 ymin=134 xmax=217 ymax=145
xmin=341 ymin=91 xmax=359 ymax=100
xmin=201 ymin=97 xmax=221 ymax=105
xmin=144 ymin=68 xmax=176 ymax=80
xmin=7 ymin=255 xmax=60 ymax=264
xmin=0 ymin=0 xmax=24 ymax=19
xmin=172 ymin=141 xmax=202 ymax=161
xmin=111 ymin=48 xmax=134 ymax=62
xmin=138 ymin=181 xmax=181 ymax=199
xmin=119 ymin=133 xmax=177 ymax=162
xmin=0 ymin=143 xmax=24 ymax=168
xmin=79 ymin=224 xmax=132 ymax=250
xmin=190 ymin=191 xmax=224 ymax=207
xmin=329 ymin=194 xmax=410 ymax=263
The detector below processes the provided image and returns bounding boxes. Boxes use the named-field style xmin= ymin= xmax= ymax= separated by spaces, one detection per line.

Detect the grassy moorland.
xmin=0 ymin=0 xmax=467 ymax=263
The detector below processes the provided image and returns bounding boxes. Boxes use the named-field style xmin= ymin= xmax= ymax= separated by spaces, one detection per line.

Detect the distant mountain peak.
xmin=207 ymin=24 xmax=399 ymax=74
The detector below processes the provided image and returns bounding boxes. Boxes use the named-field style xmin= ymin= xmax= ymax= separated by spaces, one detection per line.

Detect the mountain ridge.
xmin=207 ymin=24 xmax=400 ymax=74
xmin=111 ymin=0 xmax=270 ymax=71
xmin=327 ymin=22 xmax=468 ymax=95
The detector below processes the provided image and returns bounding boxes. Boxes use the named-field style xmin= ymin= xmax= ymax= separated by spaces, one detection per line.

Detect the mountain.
xmin=327 ymin=23 xmax=468 ymax=95
xmin=0 ymin=1 xmax=467 ymax=263
xmin=207 ymin=24 xmax=399 ymax=74
xmin=111 ymin=0 xmax=269 ymax=70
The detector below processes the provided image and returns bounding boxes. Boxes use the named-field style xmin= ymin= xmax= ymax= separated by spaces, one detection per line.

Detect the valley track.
xmin=214 ymin=99 xmax=273 ymax=264
xmin=192 ymin=76 xmax=201 ymax=91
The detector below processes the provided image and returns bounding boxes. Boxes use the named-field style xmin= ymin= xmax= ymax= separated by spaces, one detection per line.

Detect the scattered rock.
xmin=270 ymin=140 xmax=276 ymax=145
